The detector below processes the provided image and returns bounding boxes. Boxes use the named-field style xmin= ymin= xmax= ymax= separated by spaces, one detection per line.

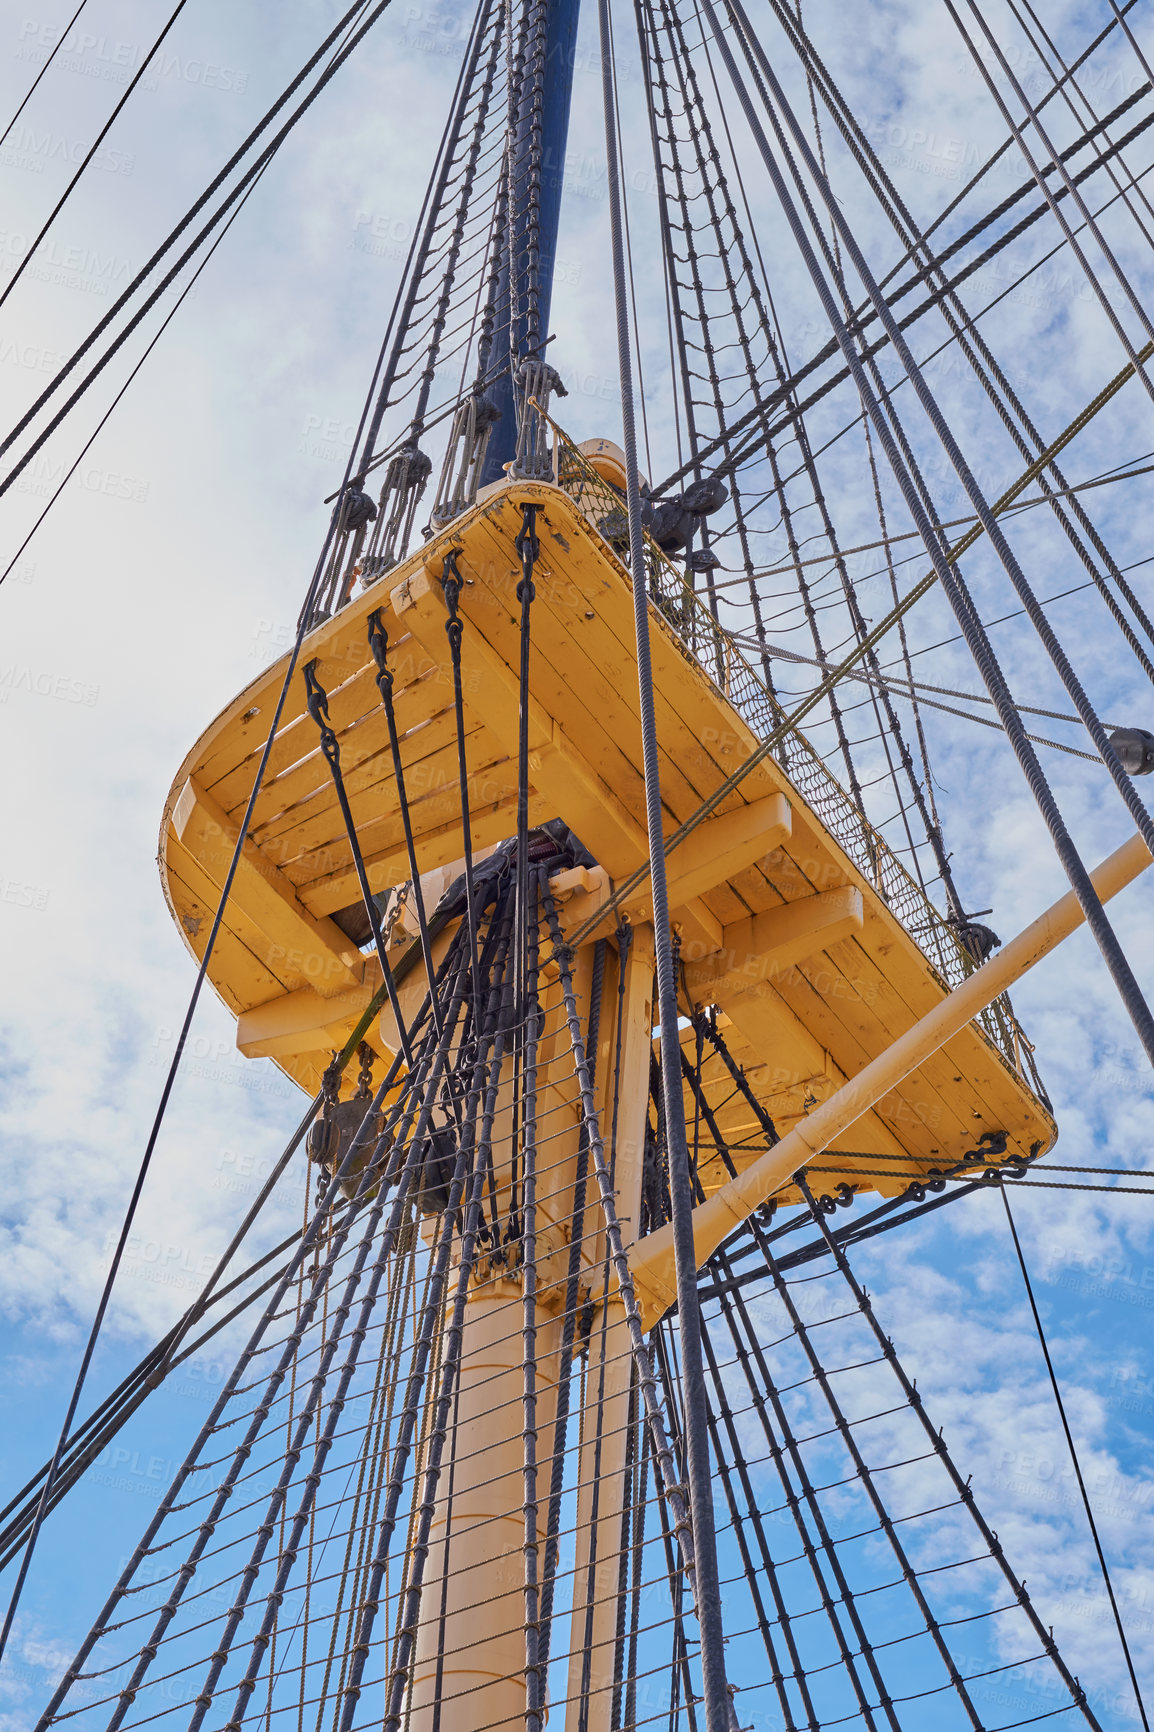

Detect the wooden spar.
xmin=629 ymin=831 xmax=1154 ymax=1329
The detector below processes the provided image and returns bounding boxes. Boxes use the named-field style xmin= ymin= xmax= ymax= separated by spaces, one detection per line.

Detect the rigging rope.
xmin=0 ymin=0 xmax=387 ymax=497
xmin=621 ymin=0 xmax=1154 ymax=1078
xmin=0 ymin=6 xmax=420 ymax=1636
xmin=950 ymin=0 xmax=1154 ymax=403
xmin=705 ymin=452 xmax=1154 ymax=589
xmin=0 ymin=0 xmax=192 ymax=315
xmin=1001 ymin=1186 xmax=1150 ymax=1730
xmin=566 ymin=322 xmax=1154 ymax=949
xmin=652 ymin=36 xmax=1152 ymax=494
xmin=0 ymin=151 xmax=272 ymax=589
xmin=759 ymin=0 xmax=1154 ymax=688
xmin=0 ymin=0 xmax=90 ymax=147
xmin=723 ymin=633 xmax=1122 ymax=760
xmin=597 ymin=0 xmax=730 ymax=1721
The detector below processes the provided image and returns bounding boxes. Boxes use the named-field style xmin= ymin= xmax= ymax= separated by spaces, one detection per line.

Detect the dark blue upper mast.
xmin=479 ymin=0 xmax=581 ymax=483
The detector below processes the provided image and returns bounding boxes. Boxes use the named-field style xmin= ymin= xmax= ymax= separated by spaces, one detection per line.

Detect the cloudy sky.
xmin=1 ymin=0 xmax=1153 ymax=1725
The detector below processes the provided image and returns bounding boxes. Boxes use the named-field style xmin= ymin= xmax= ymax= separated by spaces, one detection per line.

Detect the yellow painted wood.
xmin=562 ymin=793 xmax=793 ymax=939
xmin=172 ymin=777 xmax=364 ymax=996
xmin=207 ymin=647 xmax=437 ymax=819
xmin=159 ymin=476 xmax=1055 ymax=1193
xmin=687 ymin=887 xmax=864 ymax=991
xmin=236 ymin=978 xmax=377 ymax=1060
xmin=392 ymin=566 xmax=650 ymax=875
xmin=302 ymin=789 xmax=552 ymax=916
xmin=633 ymin=830 xmax=1153 ymax=1326
xmin=248 ymin=717 xmax=494 ymax=872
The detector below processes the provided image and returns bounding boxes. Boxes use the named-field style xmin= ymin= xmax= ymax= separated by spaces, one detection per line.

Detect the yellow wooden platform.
xmin=159 ymin=475 xmax=1055 ymax=1205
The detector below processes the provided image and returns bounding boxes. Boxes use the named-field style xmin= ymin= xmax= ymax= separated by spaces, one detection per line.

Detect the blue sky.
xmin=0 ymin=0 xmax=1153 ymax=1724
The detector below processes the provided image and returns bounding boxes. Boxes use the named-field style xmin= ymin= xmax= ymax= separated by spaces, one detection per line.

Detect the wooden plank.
xmin=276 ymin=751 xmax=522 ymax=895
xmin=745 ymin=939 xmax=974 ymax=1157
xmin=816 ymin=922 xmax=1048 ymax=1146
xmin=192 ymin=606 xmax=430 ymax=793
xmin=253 ymin=721 xmax=505 ymax=873
xmin=459 ymin=508 xmax=737 ymax=826
xmin=300 ymin=789 xmax=554 ymax=915
xmin=170 ymin=777 xmax=366 ymax=996
xmin=709 ymin=987 xmax=927 ymax=1187
xmin=216 ymin=663 xmax=457 ymax=828
xmin=781 ymin=905 xmax=1048 ymax=1153
xmin=393 ymin=565 xmax=652 ymax=878
xmin=248 ymin=705 xmax=476 ymax=854
xmin=457 ymin=499 xmax=966 ymax=994
xmin=494 ymin=494 xmax=781 ymax=803
xmin=164 ymin=847 xmax=293 ymax=1013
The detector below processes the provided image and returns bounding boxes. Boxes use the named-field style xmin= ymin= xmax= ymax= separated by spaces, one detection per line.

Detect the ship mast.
xmin=4 ymin=3 xmax=1154 ymax=1727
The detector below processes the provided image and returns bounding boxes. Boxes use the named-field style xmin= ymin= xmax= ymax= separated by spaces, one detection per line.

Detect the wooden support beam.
xmin=683 ymin=885 xmax=864 ymax=988
xmin=661 ymin=791 xmax=791 ymax=910
xmin=171 ymin=777 xmax=365 ymax=996
xmin=236 ymin=979 xmax=376 ymax=1060
xmin=557 ymin=794 xmax=793 ymax=943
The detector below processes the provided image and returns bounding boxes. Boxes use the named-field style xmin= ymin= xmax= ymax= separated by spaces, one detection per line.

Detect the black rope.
xmin=367 ymin=611 xmax=445 ymax=1038
xmin=302 ymin=660 xmax=416 ymax=1070
xmin=520 ymin=875 xmax=545 ymax=1732
xmin=0 ymin=150 xmax=272 ymax=589
xmin=0 ymin=0 xmax=192 ymax=315
xmin=648 ymin=1327 xmax=702 ymax=1732
xmin=948 ymin=0 xmax=1154 ymax=399
xmin=0 ymin=0 xmax=89 ymax=145
xmin=537 ymin=935 xmax=606 ymax=1671
xmin=597 ymin=0 xmax=729 ymax=1718
xmin=772 ymin=0 xmax=1154 ymax=688
xmin=338 ymin=906 xmax=516 ymax=1731
xmin=0 ymin=296 xmax=398 ymax=1660
xmin=33 ymin=1044 xmax=420 ymax=1732
xmin=1001 ymin=1186 xmax=1150 ymax=1730
xmin=790 ymin=1173 xmax=1100 ymax=1724
xmin=0 ymin=0 xmax=388 ymax=496
xmin=441 ymin=550 xmax=484 ymax=1009
xmin=698 ymin=1323 xmax=812 ymax=1729
xmin=652 ymin=60 xmax=1153 ymax=494
xmin=704 ymin=0 xmax=1154 ymax=1071
xmin=511 ymin=502 xmax=540 ymax=1233
xmin=710 ymin=1245 xmax=897 ymax=1729
xmin=354 ymin=0 xmax=505 ymax=477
